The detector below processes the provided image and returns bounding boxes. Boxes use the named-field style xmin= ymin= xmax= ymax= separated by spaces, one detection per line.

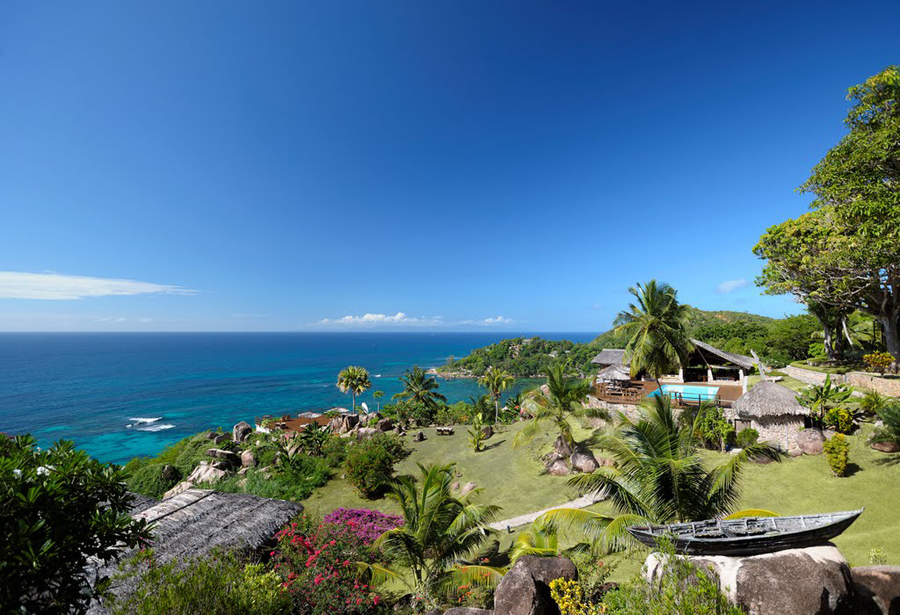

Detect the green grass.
xmin=747 ymin=374 xmax=808 ymax=392
xmin=704 ymin=425 xmax=900 ymax=567
xmin=789 ymin=360 xmax=860 ymax=375
xmin=303 ymin=421 xmax=583 ymax=519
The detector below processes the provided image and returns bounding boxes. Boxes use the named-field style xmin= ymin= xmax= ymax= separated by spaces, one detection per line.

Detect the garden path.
xmin=488 ymin=493 xmax=606 ymax=531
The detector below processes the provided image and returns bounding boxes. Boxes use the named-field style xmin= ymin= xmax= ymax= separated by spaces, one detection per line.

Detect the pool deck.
xmin=593 ymin=381 xmax=743 ymax=407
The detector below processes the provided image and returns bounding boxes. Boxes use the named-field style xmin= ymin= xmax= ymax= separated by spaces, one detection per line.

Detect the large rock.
xmin=460 ymin=482 xmax=477 ymax=497
xmin=797 ymin=428 xmax=826 ymax=455
xmin=443 ymin=608 xmax=492 ymax=615
xmin=547 ymin=459 xmax=570 ymax=476
xmin=186 ymin=461 xmax=229 ymax=485
xmin=493 ymin=556 xmax=577 ymax=615
xmin=570 ymin=448 xmax=600 ymax=473
xmin=213 ymin=433 xmax=232 ymax=445
xmin=413 ymin=431 xmax=426 ymax=442
xmin=241 ymin=450 xmax=257 ymax=468
xmin=871 ymin=441 xmax=900 ymax=453
xmin=376 ymin=418 xmax=394 ymax=432
xmin=341 ymin=414 xmax=360 ymax=433
xmin=645 ymin=543 xmax=857 ymax=615
xmin=482 ymin=425 xmax=494 ymax=439
xmin=552 ymin=436 xmax=574 ymax=457
xmin=356 ymin=427 xmax=380 ymax=440
xmin=160 ymin=464 xmax=180 ymax=483
xmin=206 ymin=448 xmax=241 ymax=464
xmin=232 ymin=421 xmax=253 ymax=443
xmin=853 ymin=566 xmax=900 ymax=615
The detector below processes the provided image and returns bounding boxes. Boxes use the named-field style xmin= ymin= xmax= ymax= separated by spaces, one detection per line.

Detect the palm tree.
xmin=370 ymin=463 xmax=504 ymax=605
xmin=613 ymin=280 xmax=692 ymax=389
xmin=392 ymin=366 xmax=447 ymax=411
xmin=336 ymin=366 xmax=372 ymax=414
xmin=537 ymin=394 xmax=781 ymax=551
xmin=372 ymin=390 xmax=384 ymax=413
xmin=513 ymin=363 xmax=607 ymax=449
xmin=479 ymin=366 xmax=515 ymax=423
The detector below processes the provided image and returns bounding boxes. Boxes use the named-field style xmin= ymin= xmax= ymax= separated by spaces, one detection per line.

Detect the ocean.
xmin=0 ymin=332 xmax=595 ymax=464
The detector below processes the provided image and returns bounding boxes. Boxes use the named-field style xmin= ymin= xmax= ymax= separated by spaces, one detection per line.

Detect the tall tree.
xmin=392 ymin=366 xmax=447 ymax=412
xmin=613 ymin=280 xmax=692 ymax=388
xmin=336 ymin=366 xmax=371 ymax=414
xmin=514 ymin=363 xmax=607 ymax=449
xmin=756 ymin=67 xmax=900 ymax=358
xmin=537 ymin=394 xmax=781 ymax=551
xmin=478 ymin=366 xmax=515 ymax=423
xmin=370 ymin=463 xmax=504 ymax=606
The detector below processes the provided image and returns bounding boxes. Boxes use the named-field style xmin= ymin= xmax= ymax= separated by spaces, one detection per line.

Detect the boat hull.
xmin=627 ymin=510 xmax=863 ymax=556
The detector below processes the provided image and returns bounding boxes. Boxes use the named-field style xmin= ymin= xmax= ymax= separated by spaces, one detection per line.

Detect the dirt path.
xmin=488 ymin=493 xmax=606 ymax=531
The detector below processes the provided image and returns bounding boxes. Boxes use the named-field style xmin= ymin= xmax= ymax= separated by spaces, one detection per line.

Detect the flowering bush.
xmin=322 ymin=508 xmax=404 ymax=544
xmin=272 ymin=516 xmax=387 ymax=615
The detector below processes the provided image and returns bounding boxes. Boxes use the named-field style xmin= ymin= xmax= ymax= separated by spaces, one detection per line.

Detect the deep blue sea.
xmin=0 ymin=332 xmax=594 ymax=464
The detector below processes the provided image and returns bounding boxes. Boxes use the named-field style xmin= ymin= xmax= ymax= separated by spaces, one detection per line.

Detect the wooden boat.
xmin=626 ymin=509 xmax=863 ymax=556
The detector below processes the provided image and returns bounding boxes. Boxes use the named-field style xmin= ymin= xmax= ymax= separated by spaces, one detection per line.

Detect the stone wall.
xmin=753 ymin=416 xmax=804 ymax=451
xmin=784 ymin=365 xmax=900 ymax=396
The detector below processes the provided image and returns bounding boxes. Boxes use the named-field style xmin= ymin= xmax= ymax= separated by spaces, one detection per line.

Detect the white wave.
xmin=129 ymin=417 xmax=162 ymax=424
xmin=135 ymin=423 xmax=175 ymax=432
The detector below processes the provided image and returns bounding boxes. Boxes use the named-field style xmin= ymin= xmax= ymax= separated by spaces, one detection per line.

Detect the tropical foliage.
xmin=871 ymin=402 xmax=900 ymax=447
xmin=344 ymin=433 xmax=411 ymax=498
xmin=514 ymin=363 xmax=607 ymax=448
xmin=478 ymin=366 xmax=515 ymax=423
xmin=369 ymin=463 xmax=504 ymax=606
xmin=537 ymin=395 xmax=781 ymax=551
xmin=1 ymin=435 xmax=151 ymax=614
xmin=613 ymin=280 xmax=691 ymax=385
xmin=796 ymin=375 xmax=854 ymax=428
xmin=467 ymin=413 xmax=487 ymax=452
xmin=392 ymin=366 xmax=447 ymax=414
xmin=337 ymin=366 xmax=372 ymax=413
xmin=823 ymin=434 xmax=851 ymax=477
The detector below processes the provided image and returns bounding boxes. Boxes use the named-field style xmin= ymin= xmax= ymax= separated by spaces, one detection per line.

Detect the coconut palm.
xmin=613 ymin=280 xmax=692 ymax=388
xmin=513 ymin=363 xmax=608 ymax=449
xmin=336 ymin=366 xmax=372 ymax=414
xmin=536 ymin=394 xmax=781 ymax=551
xmin=372 ymin=390 xmax=385 ymax=412
xmin=509 ymin=518 xmax=562 ymax=564
xmin=479 ymin=366 xmax=515 ymax=423
xmin=392 ymin=366 xmax=447 ymax=411
xmin=369 ymin=463 xmax=504 ymax=605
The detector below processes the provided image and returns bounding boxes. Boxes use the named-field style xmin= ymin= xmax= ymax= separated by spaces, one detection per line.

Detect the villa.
xmin=590 ymin=339 xmax=756 ymax=408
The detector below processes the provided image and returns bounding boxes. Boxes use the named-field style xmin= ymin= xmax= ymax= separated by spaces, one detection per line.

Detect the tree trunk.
xmin=495 ymin=398 xmax=500 ymax=424
xmin=879 ymin=316 xmax=900 ymax=360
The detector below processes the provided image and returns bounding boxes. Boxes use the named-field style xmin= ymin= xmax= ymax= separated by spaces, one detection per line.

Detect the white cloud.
xmin=483 ymin=315 xmax=513 ymax=324
xmin=716 ymin=279 xmax=748 ymax=294
xmin=0 ymin=272 xmax=196 ymax=300
xmin=318 ymin=312 xmax=443 ymax=327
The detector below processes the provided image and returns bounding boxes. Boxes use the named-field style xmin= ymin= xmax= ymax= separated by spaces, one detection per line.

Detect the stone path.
xmin=488 ymin=493 xmax=606 ymax=532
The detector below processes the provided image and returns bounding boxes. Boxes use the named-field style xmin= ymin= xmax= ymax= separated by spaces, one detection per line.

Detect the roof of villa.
xmin=591 ymin=348 xmax=627 ymax=365
xmin=89 ymin=489 xmax=302 ymax=613
xmin=689 ymin=339 xmax=756 ymax=370
xmin=596 ymin=363 xmax=632 ymax=381
xmin=732 ymin=381 xmax=808 ymax=419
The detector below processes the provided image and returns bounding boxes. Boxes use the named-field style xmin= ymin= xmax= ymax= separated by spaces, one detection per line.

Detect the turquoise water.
xmin=649 ymin=384 xmax=720 ymax=402
xmin=0 ymin=332 xmax=594 ymax=464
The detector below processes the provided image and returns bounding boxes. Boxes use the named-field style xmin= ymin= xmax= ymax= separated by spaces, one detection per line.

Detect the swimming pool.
xmin=648 ymin=384 xmax=720 ymax=402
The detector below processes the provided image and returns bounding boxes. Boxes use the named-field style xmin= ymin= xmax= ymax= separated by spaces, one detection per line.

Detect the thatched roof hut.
xmin=730 ymin=381 xmax=807 ymax=420
xmin=591 ymin=348 xmax=626 ymax=366
xmin=596 ymin=363 xmax=632 ymax=381
xmin=89 ymin=489 xmax=302 ymax=613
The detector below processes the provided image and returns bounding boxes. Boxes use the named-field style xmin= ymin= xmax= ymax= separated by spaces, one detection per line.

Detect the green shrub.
xmin=436 ymin=401 xmax=475 ymax=425
xmin=863 ymin=351 xmax=895 ymax=375
xmin=735 ymin=428 xmax=759 ymax=449
xmin=823 ymin=434 xmax=850 ymax=477
xmin=215 ymin=460 xmax=330 ymax=502
xmin=126 ymin=463 xmax=181 ymax=499
xmin=860 ymin=390 xmax=890 ymax=416
xmin=824 ymin=407 xmax=854 ymax=434
xmin=1 ymin=435 xmax=150 ymax=613
xmin=322 ymin=435 xmax=350 ymax=468
xmin=109 ymin=550 xmax=291 ymax=615
xmin=871 ymin=402 xmax=900 ymax=446
xmin=344 ymin=434 xmax=411 ymax=498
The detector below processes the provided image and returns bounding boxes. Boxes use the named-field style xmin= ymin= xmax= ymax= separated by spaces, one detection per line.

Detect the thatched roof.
xmin=596 ymin=363 xmax=632 ymax=381
xmin=690 ymin=339 xmax=756 ymax=371
xmin=591 ymin=348 xmax=627 ymax=366
xmin=732 ymin=381 xmax=807 ymax=419
xmin=89 ymin=489 xmax=301 ymax=613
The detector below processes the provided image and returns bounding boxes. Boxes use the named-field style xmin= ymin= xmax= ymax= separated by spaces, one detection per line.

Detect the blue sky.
xmin=1 ymin=1 xmax=898 ymax=333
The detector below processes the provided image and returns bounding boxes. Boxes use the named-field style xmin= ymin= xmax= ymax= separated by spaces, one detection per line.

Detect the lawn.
xmin=304 ymin=418 xmax=900 ymax=573
xmin=747 ymin=373 xmax=808 ymax=392
xmin=303 ymin=420 xmax=582 ymax=520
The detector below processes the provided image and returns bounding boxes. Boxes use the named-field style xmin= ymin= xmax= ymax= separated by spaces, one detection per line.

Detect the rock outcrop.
xmin=493 ymin=556 xmax=577 ymax=615
xmin=187 ymin=461 xmax=230 ymax=484
xmin=570 ymin=448 xmax=600 ymax=473
xmin=871 ymin=441 xmax=900 ymax=453
xmin=645 ymin=543 xmax=857 ymax=615
xmin=797 ymin=429 xmax=825 ymax=455
xmin=241 ymin=450 xmax=257 ymax=468
xmin=852 ymin=565 xmax=900 ymax=615
xmin=206 ymin=448 xmax=241 ymax=465
xmin=547 ymin=458 xmax=570 ymax=476
xmin=232 ymin=421 xmax=253 ymax=443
